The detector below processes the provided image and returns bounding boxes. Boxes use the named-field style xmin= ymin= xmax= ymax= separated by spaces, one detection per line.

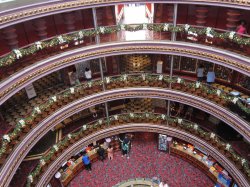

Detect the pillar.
xmin=167 ymin=5 xmax=174 ymax=23
xmin=33 ymin=18 xmax=47 ymax=40
xmin=155 ymin=4 xmax=164 ymax=23
xmin=195 ymin=6 xmax=209 ymax=26
xmin=2 ymin=26 xmax=18 ymax=50
xmin=63 ymin=12 xmax=76 ymax=32
xmin=226 ymin=9 xmax=241 ymax=31
xmin=104 ymin=6 xmax=115 ymax=25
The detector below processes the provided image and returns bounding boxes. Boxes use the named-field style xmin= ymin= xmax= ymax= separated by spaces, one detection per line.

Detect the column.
xmin=167 ymin=5 xmax=174 ymax=23
xmin=104 ymin=6 xmax=115 ymax=25
xmin=154 ymin=4 xmax=164 ymax=23
xmin=92 ymin=8 xmax=110 ymax=122
xmin=2 ymin=26 xmax=18 ymax=50
xmin=195 ymin=6 xmax=208 ymax=26
xmin=167 ymin=4 xmax=178 ymax=117
xmin=63 ymin=12 xmax=76 ymax=32
xmin=33 ymin=18 xmax=47 ymax=40
xmin=226 ymin=9 xmax=241 ymax=31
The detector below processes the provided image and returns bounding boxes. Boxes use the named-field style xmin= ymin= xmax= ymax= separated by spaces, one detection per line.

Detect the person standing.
xmin=97 ymin=146 xmax=105 ymax=162
xmin=107 ymin=145 xmax=114 ymax=160
xmin=85 ymin=67 xmax=92 ymax=81
xmin=196 ymin=64 xmax=204 ymax=82
xmin=236 ymin=20 xmax=247 ymax=36
xmin=206 ymin=67 xmax=215 ymax=85
xmin=82 ymin=154 xmax=91 ymax=171
xmin=119 ymin=136 xmax=130 ymax=159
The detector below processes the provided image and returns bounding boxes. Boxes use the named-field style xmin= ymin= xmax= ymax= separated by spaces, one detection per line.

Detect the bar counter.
xmin=170 ymin=144 xmax=219 ymax=183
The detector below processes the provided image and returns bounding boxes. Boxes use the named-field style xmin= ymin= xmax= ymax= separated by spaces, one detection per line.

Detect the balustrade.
xmin=0 ymin=74 xmax=249 ymax=166
xmin=0 ymin=23 xmax=249 ymax=81
xmin=25 ymin=113 xmax=250 ymax=187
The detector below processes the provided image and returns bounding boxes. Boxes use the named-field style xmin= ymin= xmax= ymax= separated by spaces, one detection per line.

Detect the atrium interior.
xmin=0 ymin=1 xmax=249 ymax=187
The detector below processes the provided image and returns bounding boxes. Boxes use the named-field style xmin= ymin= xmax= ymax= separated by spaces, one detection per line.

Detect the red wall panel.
xmin=0 ymin=31 xmax=10 ymax=55
xmin=206 ymin=6 xmax=219 ymax=27
xmin=45 ymin=16 xmax=58 ymax=38
xmin=177 ymin=5 xmax=188 ymax=24
xmin=23 ymin=20 xmax=39 ymax=43
xmin=215 ymin=7 xmax=228 ymax=30
xmin=53 ymin=14 xmax=67 ymax=34
xmin=186 ymin=5 xmax=196 ymax=25
xmin=16 ymin=23 xmax=29 ymax=48
xmin=82 ymin=9 xmax=94 ymax=28
xmin=74 ymin=10 xmax=84 ymax=30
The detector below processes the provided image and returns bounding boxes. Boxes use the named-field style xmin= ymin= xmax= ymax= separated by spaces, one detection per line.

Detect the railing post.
xmin=167 ymin=4 xmax=178 ymax=117
xmin=92 ymin=8 xmax=110 ymax=123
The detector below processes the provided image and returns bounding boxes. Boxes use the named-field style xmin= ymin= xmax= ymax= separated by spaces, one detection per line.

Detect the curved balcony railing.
xmin=24 ymin=113 xmax=249 ymax=187
xmin=26 ymin=113 xmax=250 ymax=187
xmin=1 ymin=74 xmax=249 ymax=160
xmin=1 ymin=0 xmax=250 ymax=29
xmin=0 ymin=87 xmax=249 ymax=187
xmin=0 ymin=23 xmax=250 ymax=81
xmin=0 ymin=43 xmax=249 ymax=107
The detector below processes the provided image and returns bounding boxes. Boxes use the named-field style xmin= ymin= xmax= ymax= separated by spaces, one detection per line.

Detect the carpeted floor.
xmin=68 ymin=140 xmax=214 ymax=187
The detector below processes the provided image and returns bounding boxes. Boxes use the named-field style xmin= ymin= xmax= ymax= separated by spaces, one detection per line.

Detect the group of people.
xmin=81 ymin=144 xmax=114 ymax=172
xmin=196 ymin=65 xmax=215 ymax=84
xmin=70 ymin=67 xmax=92 ymax=85
xmin=173 ymin=103 xmax=193 ymax=120
xmin=81 ymin=136 xmax=131 ymax=171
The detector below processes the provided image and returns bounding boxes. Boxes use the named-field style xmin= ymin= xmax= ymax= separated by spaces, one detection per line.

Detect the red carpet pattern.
xmin=68 ymin=140 xmax=214 ymax=187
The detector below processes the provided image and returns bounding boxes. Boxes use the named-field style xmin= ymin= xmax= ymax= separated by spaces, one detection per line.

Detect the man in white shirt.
xmin=206 ymin=67 xmax=215 ymax=85
xmin=197 ymin=64 xmax=204 ymax=82
xmin=85 ymin=67 xmax=92 ymax=80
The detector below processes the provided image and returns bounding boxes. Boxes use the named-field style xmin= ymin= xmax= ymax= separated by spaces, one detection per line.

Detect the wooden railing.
xmin=0 ymin=23 xmax=250 ymax=81
xmin=26 ymin=113 xmax=250 ymax=187
xmin=1 ymin=74 xmax=249 ymax=162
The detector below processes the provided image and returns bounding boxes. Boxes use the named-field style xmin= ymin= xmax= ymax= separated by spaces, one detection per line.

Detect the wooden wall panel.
xmin=177 ymin=5 xmax=188 ymax=24
xmin=16 ymin=23 xmax=29 ymax=48
xmin=215 ymin=7 xmax=228 ymax=30
xmin=74 ymin=10 xmax=84 ymax=30
xmin=53 ymin=14 xmax=67 ymax=35
xmin=23 ymin=20 xmax=39 ymax=44
xmin=186 ymin=5 xmax=196 ymax=25
xmin=82 ymin=9 xmax=94 ymax=29
xmin=45 ymin=16 xmax=58 ymax=38
xmin=206 ymin=6 xmax=219 ymax=27
xmin=0 ymin=31 xmax=10 ymax=55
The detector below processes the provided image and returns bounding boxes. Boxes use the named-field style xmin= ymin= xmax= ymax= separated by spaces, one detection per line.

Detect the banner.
xmin=25 ymin=84 xmax=37 ymax=99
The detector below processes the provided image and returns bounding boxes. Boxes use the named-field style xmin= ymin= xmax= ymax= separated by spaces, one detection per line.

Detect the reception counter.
xmin=60 ymin=147 xmax=104 ymax=186
xmin=170 ymin=144 xmax=220 ymax=183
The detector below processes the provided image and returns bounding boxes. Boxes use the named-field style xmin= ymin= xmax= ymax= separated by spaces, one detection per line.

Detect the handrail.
xmin=26 ymin=113 xmax=250 ymax=187
xmin=0 ymin=88 xmax=249 ymax=187
xmin=0 ymin=74 xmax=249 ymax=160
xmin=1 ymin=23 xmax=250 ymax=68
xmin=1 ymin=0 xmax=250 ymax=30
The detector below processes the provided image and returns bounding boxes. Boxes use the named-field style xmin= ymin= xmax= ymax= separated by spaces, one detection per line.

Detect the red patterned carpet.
xmin=68 ymin=140 xmax=214 ymax=187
